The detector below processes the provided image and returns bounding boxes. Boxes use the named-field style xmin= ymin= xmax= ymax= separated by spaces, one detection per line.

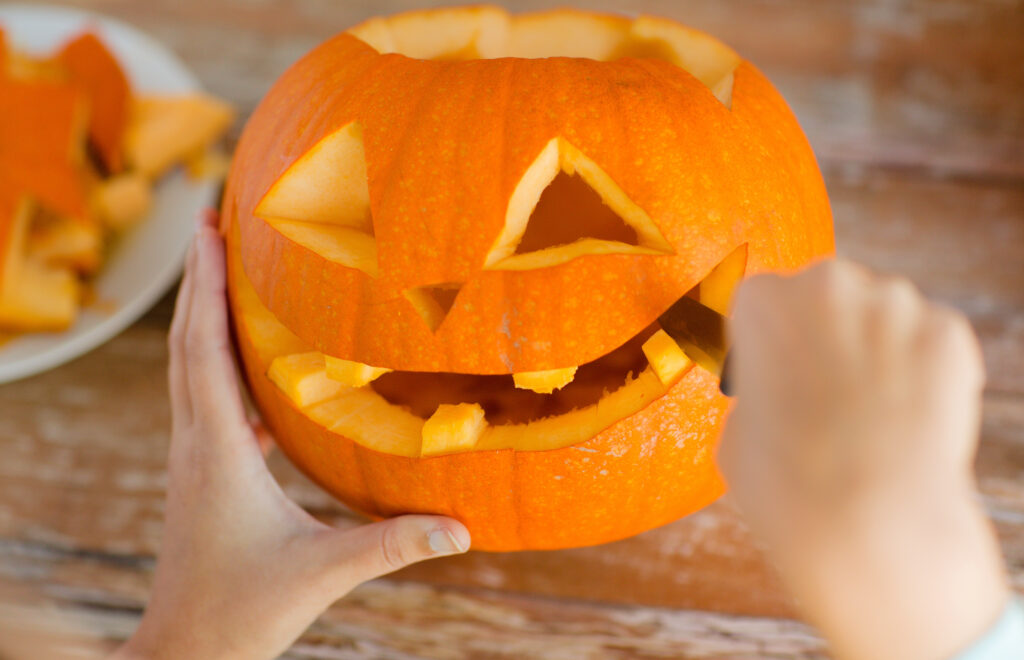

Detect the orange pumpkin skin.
xmin=58 ymin=32 xmax=131 ymax=173
xmin=224 ymin=8 xmax=834 ymax=551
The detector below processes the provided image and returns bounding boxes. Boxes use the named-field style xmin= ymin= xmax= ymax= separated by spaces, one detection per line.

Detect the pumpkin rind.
xmin=58 ymin=32 xmax=130 ymax=173
xmin=224 ymin=7 xmax=834 ymax=551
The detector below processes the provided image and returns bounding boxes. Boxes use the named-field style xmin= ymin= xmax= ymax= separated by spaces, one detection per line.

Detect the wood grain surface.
xmin=1 ymin=0 xmax=1022 ymax=658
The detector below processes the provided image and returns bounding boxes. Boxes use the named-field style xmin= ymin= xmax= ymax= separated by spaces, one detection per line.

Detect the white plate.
xmin=0 ymin=4 xmax=220 ymax=384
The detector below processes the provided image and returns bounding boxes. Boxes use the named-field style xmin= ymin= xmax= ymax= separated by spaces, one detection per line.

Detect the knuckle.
xmin=881 ymin=276 xmax=917 ymax=302
xmin=931 ymin=306 xmax=970 ymax=338
xmin=872 ymin=277 xmax=921 ymax=320
xmin=922 ymin=307 xmax=978 ymax=355
xmin=168 ymin=326 xmax=184 ymax=355
xmin=184 ymin=332 xmax=223 ymax=363
xmin=378 ymin=523 xmax=409 ymax=571
xmin=814 ymin=259 xmax=850 ymax=287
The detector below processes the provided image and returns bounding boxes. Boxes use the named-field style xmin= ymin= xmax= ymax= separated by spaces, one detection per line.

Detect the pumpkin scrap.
xmin=421 ymin=403 xmax=487 ymax=457
xmin=58 ymin=32 xmax=130 ymax=173
xmin=642 ymin=330 xmax=693 ymax=387
xmin=27 ymin=210 xmax=103 ymax=274
xmin=0 ymin=194 xmax=79 ymax=331
xmin=0 ymin=28 xmax=233 ymax=338
xmin=224 ymin=6 xmax=835 ymax=550
xmin=90 ymin=172 xmax=153 ymax=230
xmin=268 ymin=352 xmax=345 ymax=407
xmin=0 ymin=76 xmax=87 ymax=330
xmin=324 ymin=356 xmax=392 ymax=387
xmin=124 ymin=95 xmax=235 ymax=178
xmin=513 ymin=367 xmax=579 ymax=394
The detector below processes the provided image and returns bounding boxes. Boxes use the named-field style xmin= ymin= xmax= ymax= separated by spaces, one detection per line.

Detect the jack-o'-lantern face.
xmin=224 ymin=6 xmax=834 ymax=551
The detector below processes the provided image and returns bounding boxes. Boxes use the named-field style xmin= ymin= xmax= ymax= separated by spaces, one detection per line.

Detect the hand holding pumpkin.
xmin=718 ymin=259 xmax=1009 ymax=660
xmin=113 ymin=212 xmax=470 ymax=660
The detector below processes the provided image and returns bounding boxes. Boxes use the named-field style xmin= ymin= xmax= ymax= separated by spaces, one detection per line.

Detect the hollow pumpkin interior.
xmin=347 ymin=7 xmax=739 ymax=105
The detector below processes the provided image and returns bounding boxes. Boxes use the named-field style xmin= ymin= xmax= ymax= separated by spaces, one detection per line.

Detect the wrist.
xmin=773 ymin=484 xmax=1008 ymax=660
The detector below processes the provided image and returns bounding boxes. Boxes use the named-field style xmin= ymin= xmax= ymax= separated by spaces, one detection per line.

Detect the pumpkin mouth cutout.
xmin=347 ymin=7 xmax=741 ymax=107
xmin=253 ymin=242 xmax=747 ymax=458
xmin=369 ymin=323 xmax=658 ymax=428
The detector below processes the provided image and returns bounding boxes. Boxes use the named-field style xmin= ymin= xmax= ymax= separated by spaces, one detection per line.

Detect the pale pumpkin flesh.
xmin=347 ymin=7 xmax=740 ymax=105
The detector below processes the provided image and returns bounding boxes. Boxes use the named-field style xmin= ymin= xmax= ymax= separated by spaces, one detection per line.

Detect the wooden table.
xmin=2 ymin=1 xmax=1022 ymax=657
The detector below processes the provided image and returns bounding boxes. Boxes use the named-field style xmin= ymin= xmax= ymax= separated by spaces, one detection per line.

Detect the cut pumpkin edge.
xmin=233 ymin=231 xmax=704 ymax=457
xmin=345 ymin=7 xmax=740 ymax=107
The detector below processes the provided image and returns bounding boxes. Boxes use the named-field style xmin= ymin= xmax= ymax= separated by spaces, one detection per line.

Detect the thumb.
xmin=321 ymin=515 xmax=470 ymax=587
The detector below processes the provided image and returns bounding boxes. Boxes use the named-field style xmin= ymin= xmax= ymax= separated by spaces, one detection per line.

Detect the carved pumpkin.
xmin=224 ymin=7 xmax=834 ymax=551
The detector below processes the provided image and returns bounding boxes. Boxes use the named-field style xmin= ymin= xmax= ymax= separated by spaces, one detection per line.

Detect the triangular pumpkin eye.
xmin=484 ymin=137 xmax=674 ymax=271
xmin=255 ymin=121 xmax=378 ymax=277
xmin=404 ymin=282 xmax=464 ymax=332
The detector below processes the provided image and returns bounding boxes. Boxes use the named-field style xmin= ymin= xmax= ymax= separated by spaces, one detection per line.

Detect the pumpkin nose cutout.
xmin=404 ymin=282 xmax=465 ymax=332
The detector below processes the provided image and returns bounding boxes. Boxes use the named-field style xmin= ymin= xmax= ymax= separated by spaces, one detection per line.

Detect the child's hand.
xmin=719 ymin=260 xmax=1009 ymax=660
xmin=114 ymin=213 xmax=470 ymax=660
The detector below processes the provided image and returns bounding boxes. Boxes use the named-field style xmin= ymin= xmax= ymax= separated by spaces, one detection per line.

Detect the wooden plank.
xmin=19 ymin=0 xmax=1022 ymax=179
xmin=0 ymin=545 xmax=828 ymax=659
xmin=829 ymin=167 xmax=1024 ymax=395
xmin=1 ymin=168 xmax=1022 ymax=622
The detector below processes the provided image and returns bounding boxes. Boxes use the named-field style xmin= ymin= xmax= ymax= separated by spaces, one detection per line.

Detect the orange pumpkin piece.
xmin=421 ymin=403 xmax=487 ymax=457
xmin=26 ymin=210 xmax=102 ymax=274
xmin=124 ymin=95 xmax=235 ymax=178
xmin=1 ymin=29 xmax=65 ymax=83
xmin=90 ymin=172 xmax=152 ymax=230
xmin=324 ymin=356 xmax=391 ymax=387
xmin=267 ymin=352 xmax=345 ymax=407
xmin=0 ymin=195 xmax=79 ymax=331
xmin=0 ymin=78 xmax=87 ymax=219
xmin=513 ymin=367 xmax=578 ymax=394
xmin=0 ymin=76 xmax=88 ymax=332
xmin=642 ymin=330 xmax=693 ymax=387
xmin=700 ymin=243 xmax=749 ymax=315
xmin=58 ymin=32 xmax=131 ymax=173
xmin=225 ymin=7 xmax=835 ymax=550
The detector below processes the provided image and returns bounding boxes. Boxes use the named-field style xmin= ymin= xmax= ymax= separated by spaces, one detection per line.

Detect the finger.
xmin=865 ymin=275 xmax=922 ymax=360
xmin=923 ymin=305 xmax=986 ymax=392
xmin=250 ymin=417 xmax=277 ymax=458
xmin=183 ymin=224 xmax=248 ymax=435
xmin=202 ymin=207 xmax=220 ymax=231
xmin=320 ymin=515 xmax=470 ymax=589
xmin=168 ymin=240 xmax=198 ymax=428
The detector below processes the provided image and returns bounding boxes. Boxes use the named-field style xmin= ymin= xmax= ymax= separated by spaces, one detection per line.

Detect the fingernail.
xmin=428 ymin=528 xmax=466 ymax=555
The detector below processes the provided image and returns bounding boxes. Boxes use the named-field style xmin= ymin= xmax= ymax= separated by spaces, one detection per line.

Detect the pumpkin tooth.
xmin=268 ymin=352 xmax=345 ymax=407
xmin=421 ymin=403 xmax=487 ymax=457
xmin=513 ymin=366 xmax=578 ymax=394
xmin=642 ymin=330 xmax=693 ymax=386
xmin=324 ymin=356 xmax=392 ymax=387
xmin=698 ymin=243 xmax=748 ymax=315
